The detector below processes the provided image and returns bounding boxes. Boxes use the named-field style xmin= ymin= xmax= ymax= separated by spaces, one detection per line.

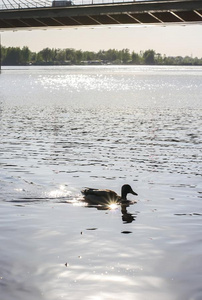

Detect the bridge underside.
xmin=0 ymin=0 xmax=202 ymax=30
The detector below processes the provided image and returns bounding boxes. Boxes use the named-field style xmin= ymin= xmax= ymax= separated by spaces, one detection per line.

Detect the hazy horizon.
xmin=2 ymin=23 xmax=202 ymax=58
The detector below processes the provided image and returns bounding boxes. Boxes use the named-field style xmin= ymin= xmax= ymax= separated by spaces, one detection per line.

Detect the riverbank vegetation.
xmin=1 ymin=46 xmax=202 ymax=66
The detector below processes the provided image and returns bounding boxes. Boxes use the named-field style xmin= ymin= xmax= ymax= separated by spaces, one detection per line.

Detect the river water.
xmin=0 ymin=65 xmax=202 ymax=300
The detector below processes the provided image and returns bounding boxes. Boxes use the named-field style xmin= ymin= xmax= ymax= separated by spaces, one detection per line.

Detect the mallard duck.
xmin=81 ymin=184 xmax=137 ymax=206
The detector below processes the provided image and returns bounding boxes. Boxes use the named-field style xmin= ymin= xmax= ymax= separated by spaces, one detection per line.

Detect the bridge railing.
xmin=0 ymin=0 xmax=137 ymax=10
xmin=73 ymin=0 xmax=136 ymax=4
xmin=0 ymin=1 xmax=52 ymax=10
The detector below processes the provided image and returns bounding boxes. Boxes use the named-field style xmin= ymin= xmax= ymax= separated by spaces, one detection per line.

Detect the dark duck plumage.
xmin=81 ymin=184 xmax=138 ymax=206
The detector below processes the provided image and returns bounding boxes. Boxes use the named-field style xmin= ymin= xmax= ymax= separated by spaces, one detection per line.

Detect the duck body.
xmin=81 ymin=184 xmax=137 ymax=206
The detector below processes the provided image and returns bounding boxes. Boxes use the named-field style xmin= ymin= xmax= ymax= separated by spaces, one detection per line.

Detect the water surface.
xmin=0 ymin=66 xmax=202 ymax=300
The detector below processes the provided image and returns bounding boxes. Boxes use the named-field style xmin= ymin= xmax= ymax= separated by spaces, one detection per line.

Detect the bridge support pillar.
xmin=0 ymin=35 xmax=1 ymax=74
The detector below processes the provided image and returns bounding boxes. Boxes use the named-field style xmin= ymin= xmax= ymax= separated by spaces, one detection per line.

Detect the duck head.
xmin=121 ymin=184 xmax=138 ymax=200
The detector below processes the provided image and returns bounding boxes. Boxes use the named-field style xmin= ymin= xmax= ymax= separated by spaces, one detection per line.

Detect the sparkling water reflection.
xmin=0 ymin=66 xmax=202 ymax=300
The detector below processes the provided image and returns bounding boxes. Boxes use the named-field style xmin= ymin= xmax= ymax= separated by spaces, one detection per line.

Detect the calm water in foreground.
xmin=0 ymin=65 xmax=202 ymax=300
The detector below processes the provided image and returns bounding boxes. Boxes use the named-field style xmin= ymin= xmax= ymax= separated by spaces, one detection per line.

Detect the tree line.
xmin=1 ymin=46 xmax=202 ymax=66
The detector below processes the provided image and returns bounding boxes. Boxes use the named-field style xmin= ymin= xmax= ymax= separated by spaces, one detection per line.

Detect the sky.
xmin=1 ymin=23 xmax=202 ymax=57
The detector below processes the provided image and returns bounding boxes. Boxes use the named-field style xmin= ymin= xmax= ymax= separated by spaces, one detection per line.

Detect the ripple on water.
xmin=0 ymin=66 xmax=202 ymax=300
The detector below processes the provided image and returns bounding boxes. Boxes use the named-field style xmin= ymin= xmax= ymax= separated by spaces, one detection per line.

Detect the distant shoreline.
xmin=2 ymin=62 xmax=202 ymax=67
xmin=2 ymin=46 xmax=202 ymax=66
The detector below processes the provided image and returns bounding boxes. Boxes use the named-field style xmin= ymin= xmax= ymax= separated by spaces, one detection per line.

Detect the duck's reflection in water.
xmin=121 ymin=203 xmax=137 ymax=223
xmin=83 ymin=200 xmax=137 ymax=224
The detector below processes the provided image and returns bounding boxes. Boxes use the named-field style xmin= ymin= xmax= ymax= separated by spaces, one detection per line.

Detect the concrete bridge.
xmin=0 ymin=0 xmax=202 ymax=30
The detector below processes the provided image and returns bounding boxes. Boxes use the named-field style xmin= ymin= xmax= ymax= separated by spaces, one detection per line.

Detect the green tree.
xmin=143 ymin=49 xmax=156 ymax=65
xmin=3 ymin=47 xmax=21 ymax=65
xmin=85 ymin=51 xmax=96 ymax=61
xmin=20 ymin=46 xmax=31 ymax=64
xmin=183 ymin=56 xmax=193 ymax=65
xmin=56 ymin=49 xmax=66 ymax=62
xmin=97 ymin=50 xmax=106 ymax=61
xmin=65 ymin=48 xmax=76 ymax=63
xmin=121 ymin=48 xmax=131 ymax=63
xmin=75 ymin=50 xmax=83 ymax=63
xmin=155 ymin=53 xmax=163 ymax=65
xmin=131 ymin=51 xmax=140 ymax=64
xmin=1 ymin=46 xmax=7 ymax=63
xmin=39 ymin=48 xmax=53 ymax=62
xmin=105 ymin=49 xmax=118 ymax=62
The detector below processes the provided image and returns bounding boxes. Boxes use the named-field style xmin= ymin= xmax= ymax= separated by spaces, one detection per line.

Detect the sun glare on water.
xmin=108 ymin=203 xmax=119 ymax=210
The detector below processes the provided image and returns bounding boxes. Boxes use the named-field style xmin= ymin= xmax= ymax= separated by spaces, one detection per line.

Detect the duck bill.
xmin=131 ymin=190 xmax=138 ymax=196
